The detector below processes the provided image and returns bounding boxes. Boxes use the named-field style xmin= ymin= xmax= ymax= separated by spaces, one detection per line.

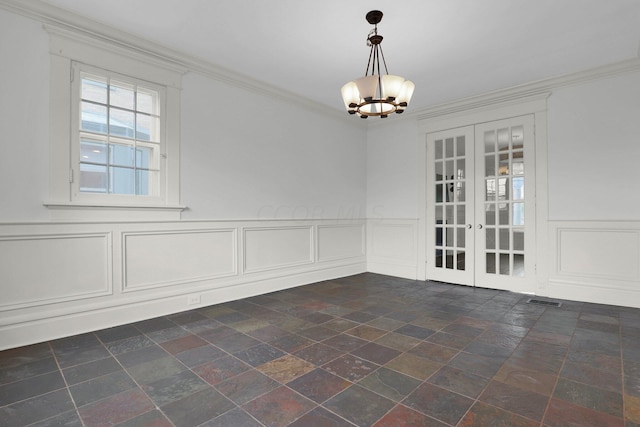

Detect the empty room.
xmin=1 ymin=0 xmax=639 ymax=426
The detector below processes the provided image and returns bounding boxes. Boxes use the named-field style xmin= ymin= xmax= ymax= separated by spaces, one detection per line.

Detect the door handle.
xmin=466 ymin=224 xmax=472 ymax=229
xmin=477 ymin=224 xmax=484 ymax=230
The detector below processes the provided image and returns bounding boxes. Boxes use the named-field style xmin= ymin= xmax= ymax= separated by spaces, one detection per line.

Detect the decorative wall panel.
xmin=243 ymin=226 xmax=313 ymax=273
xmin=317 ymin=224 xmax=365 ymax=261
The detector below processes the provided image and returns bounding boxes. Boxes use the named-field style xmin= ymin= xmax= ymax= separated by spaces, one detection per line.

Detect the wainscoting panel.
xmin=317 ymin=224 xmax=365 ymax=262
xmin=0 ymin=219 xmax=365 ymax=350
xmin=367 ymin=219 xmax=419 ymax=279
xmin=546 ymin=221 xmax=640 ymax=307
xmin=123 ymin=229 xmax=237 ymax=291
xmin=243 ymin=226 xmax=314 ymax=273
xmin=0 ymin=233 xmax=111 ymax=310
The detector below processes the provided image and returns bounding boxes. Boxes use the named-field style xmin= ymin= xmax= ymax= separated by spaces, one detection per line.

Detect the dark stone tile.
xmin=342 ymin=311 xmax=378 ymax=323
xmin=493 ymin=360 xmax=558 ymax=396
xmin=294 ymin=343 xmax=345 ymax=366
xmin=78 ymin=388 xmax=155 ymax=427
xmin=257 ymin=354 xmax=315 ymax=383
xmin=213 ymin=333 xmax=261 ymax=353
xmin=197 ymin=324 xmax=238 ymax=343
xmin=463 ymin=339 xmax=517 ymax=358
xmin=246 ymin=325 xmax=290 ymax=342
xmin=288 ymin=407 xmax=356 ymax=427
xmin=114 ymin=409 xmax=173 ymax=427
xmin=115 ymin=344 xmax=167 ymax=368
xmin=159 ymin=334 xmax=208 ymax=355
xmin=181 ymin=318 xmax=222 ymax=334
xmin=167 ymin=311 xmax=208 ymax=325
xmin=30 ymin=409 xmax=83 ymax=427
xmin=553 ymin=377 xmax=623 ymax=417
xmin=322 ymin=334 xmax=368 ymax=353
xmin=345 ymin=325 xmax=387 ymax=341
xmin=192 ymin=355 xmax=251 ymax=385
xmin=479 ymin=380 xmax=549 ymax=421
xmin=53 ymin=345 xmax=111 ymax=369
xmin=0 ymin=356 xmax=58 ymax=385
xmin=0 ymin=389 xmax=75 ymax=427
xmin=302 ymin=312 xmax=335 ymax=324
xmin=441 ymin=323 xmax=484 ymax=338
xmin=561 ymin=360 xmax=623 ymax=393
xmin=105 ymin=335 xmax=155 ymax=355
xmin=448 ymin=351 xmax=507 ymax=378
xmin=213 ymin=311 xmax=251 ymax=324
xmin=351 ymin=342 xmax=401 ymax=365
xmin=70 ymin=370 xmax=136 ymax=407
xmin=374 ymin=404 xmax=449 ymax=426
xmin=409 ymin=342 xmax=459 ymax=364
xmin=202 ymin=407 xmax=262 ymax=427
xmin=243 ymin=386 xmax=316 ymax=426
xmin=234 ymin=343 xmax=284 ymax=367
xmin=0 ymin=370 xmax=66 ymax=406
xmin=358 ymin=367 xmax=421 ymax=402
xmin=428 ymin=365 xmax=490 ymax=398
xmin=287 ymin=368 xmax=352 ymax=403
xmin=95 ymin=325 xmax=142 ymax=343
xmin=386 ymin=353 xmax=442 ymax=380
xmin=215 ymin=369 xmax=279 ymax=405
xmin=324 ymin=385 xmax=395 ymax=427
xmin=125 ymin=356 xmax=187 ymax=385
xmin=145 ymin=326 xmax=191 ymax=343
xmin=134 ymin=317 xmax=176 ymax=333
xmin=0 ymin=343 xmax=53 ymax=368
xmin=269 ymin=334 xmax=314 ymax=353
xmin=403 ymin=382 xmax=474 ymax=425
xmin=570 ymin=328 xmax=621 ymax=357
xmin=142 ymin=369 xmax=208 ymax=406
xmin=50 ymin=333 xmax=101 ymax=353
xmin=458 ymin=401 xmax=539 ymax=427
xmin=174 ymin=344 xmax=226 ymax=368
xmin=323 ymin=354 xmax=379 ymax=382
xmin=394 ymin=324 xmax=435 ymax=340
xmin=299 ymin=326 xmax=339 ymax=341
xmin=426 ymin=332 xmax=474 ymax=349
xmin=161 ymin=387 xmax=235 ymax=427
xmin=375 ymin=332 xmax=422 ymax=352
xmin=385 ymin=310 xmax=422 ymax=323
xmin=544 ymin=397 xmax=625 ymax=427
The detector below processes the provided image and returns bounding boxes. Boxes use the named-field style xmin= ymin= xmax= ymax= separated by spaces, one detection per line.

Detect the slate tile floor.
xmin=1 ymin=273 xmax=640 ymax=426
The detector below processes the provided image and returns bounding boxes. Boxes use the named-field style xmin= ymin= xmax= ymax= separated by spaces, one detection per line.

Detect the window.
xmin=46 ymin=25 xmax=185 ymax=219
xmin=74 ymin=66 xmax=163 ymax=198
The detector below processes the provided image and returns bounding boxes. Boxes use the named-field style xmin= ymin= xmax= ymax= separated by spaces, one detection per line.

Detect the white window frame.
xmin=45 ymin=24 xmax=186 ymax=220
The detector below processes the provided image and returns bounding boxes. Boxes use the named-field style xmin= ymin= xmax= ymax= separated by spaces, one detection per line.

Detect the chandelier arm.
xmin=365 ymin=44 xmax=375 ymax=76
xmin=378 ymin=45 xmax=390 ymax=75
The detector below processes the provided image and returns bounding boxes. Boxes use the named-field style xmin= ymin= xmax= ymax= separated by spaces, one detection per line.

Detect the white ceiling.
xmin=39 ymin=0 xmax=640 ymax=113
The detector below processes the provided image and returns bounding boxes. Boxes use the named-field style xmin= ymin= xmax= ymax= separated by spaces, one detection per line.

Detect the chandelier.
xmin=341 ymin=10 xmax=415 ymax=118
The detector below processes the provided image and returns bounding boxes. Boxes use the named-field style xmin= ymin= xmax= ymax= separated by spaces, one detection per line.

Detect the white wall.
xmin=547 ymin=71 xmax=640 ymax=220
xmin=181 ymin=73 xmax=366 ymax=220
xmin=0 ymin=10 xmax=50 ymax=221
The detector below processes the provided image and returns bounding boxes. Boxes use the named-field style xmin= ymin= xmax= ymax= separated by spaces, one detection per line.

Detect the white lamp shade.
xmin=397 ymin=80 xmax=415 ymax=105
xmin=381 ymin=75 xmax=405 ymax=100
xmin=354 ymin=75 xmax=379 ymax=100
xmin=341 ymin=81 xmax=360 ymax=110
xmin=359 ymin=101 xmax=395 ymax=115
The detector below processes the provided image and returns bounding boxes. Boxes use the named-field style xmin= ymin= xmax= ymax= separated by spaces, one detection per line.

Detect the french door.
xmin=426 ymin=115 xmax=536 ymax=293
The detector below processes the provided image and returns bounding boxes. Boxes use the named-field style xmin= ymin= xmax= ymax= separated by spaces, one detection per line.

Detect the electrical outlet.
xmin=187 ymin=294 xmax=201 ymax=305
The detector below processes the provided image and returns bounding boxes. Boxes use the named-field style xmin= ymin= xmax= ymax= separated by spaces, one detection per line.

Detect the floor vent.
xmin=527 ymin=298 xmax=562 ymax=308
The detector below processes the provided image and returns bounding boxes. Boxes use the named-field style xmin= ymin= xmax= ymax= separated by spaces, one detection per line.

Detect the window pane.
xmin=136 ymin=145 xmax=155 ymax=169
xmin=486 ymin=253 xmax=496 ymax=274
xmin=445 ymin=228 xmax=453 ymax=246
xmin=136 ymin=170 xmax=157 ymax=196
xmin=81 ymin=102 xmax=107 ymax=134
xmin=136 ymin=88 xmax=158 ymax=115
xmin=497 ymin=128 xmax=509 ymax=150
xmin=513 ymin=177 xmax=524 ymax=200
xmin=435 ymin=140 xmax=443 ymax=160
xmin=109 ymin=166 xmax=135 ymax=195
xmin=109 ymin=108 xmax=135 ymax=139
xmin=109 ymin=143 xmax=135 ymax=167
xmin=499 ymin=254 xmax=510 ymax=275
xmin=136 ymin=114 xmax=160 ymax=142
xmin=457 ymin=251 xmax=465 ymax=271
xmin=513 ymin=203 xmax=524 ymax=226
xmin=498 ymin=203 xmax=509 ymax=225
xmin=456 ymin=136 xmax=465 ymax=156
xmin=80 ymin=139 xmax=107 ymax=164
xmin=513 ymin=230 xmax=524 ymax=251
xmin=484 ymin=131 xmax=495 ymax=153
xmin=457 ymin=228 xmax=465 ymax=248
xmin=486 ymin=228 xmax=495 ymax=250
xmin=485 ymin=204 xmax=496 ymax=225
xmin=81 ymin=77 xmax=107 ymax=104
xmin=436 ymin=227 xmax=443 ymax=247
xmin=499 ymin=228 xmax=510 ymax=250
xmin=445 ymin=138 xmax=454 ymax=158
xmin=110 ymin=80 xmax=134 ymax=110
xmin=80 ymin=163 xmax=107 ymax=193
xmin=446 ymin=250 xmax=454 ymax=269
xmin=456 ymin=205 xmax=465 ymax=225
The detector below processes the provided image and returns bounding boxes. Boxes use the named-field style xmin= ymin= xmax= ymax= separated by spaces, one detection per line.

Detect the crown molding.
xmin=0 ymin=0 xmax=365 ymax=128
xmin=410 ymin=58 xmax=640 ymax=122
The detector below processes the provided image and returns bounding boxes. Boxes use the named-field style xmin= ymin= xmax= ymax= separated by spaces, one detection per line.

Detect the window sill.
xmin=43 ymin=202 xmax=187 ymax=222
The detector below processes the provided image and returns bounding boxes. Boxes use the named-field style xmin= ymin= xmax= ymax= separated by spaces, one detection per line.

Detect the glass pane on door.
xmin=434 ymin=136 xmax=468 ymax=272
xmin=483 ymin=125 xmax=525 ymax=277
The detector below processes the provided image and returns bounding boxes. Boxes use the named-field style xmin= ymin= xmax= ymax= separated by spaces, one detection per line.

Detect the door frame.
xmin=417 ymin=94 xmax=550 ymax=295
